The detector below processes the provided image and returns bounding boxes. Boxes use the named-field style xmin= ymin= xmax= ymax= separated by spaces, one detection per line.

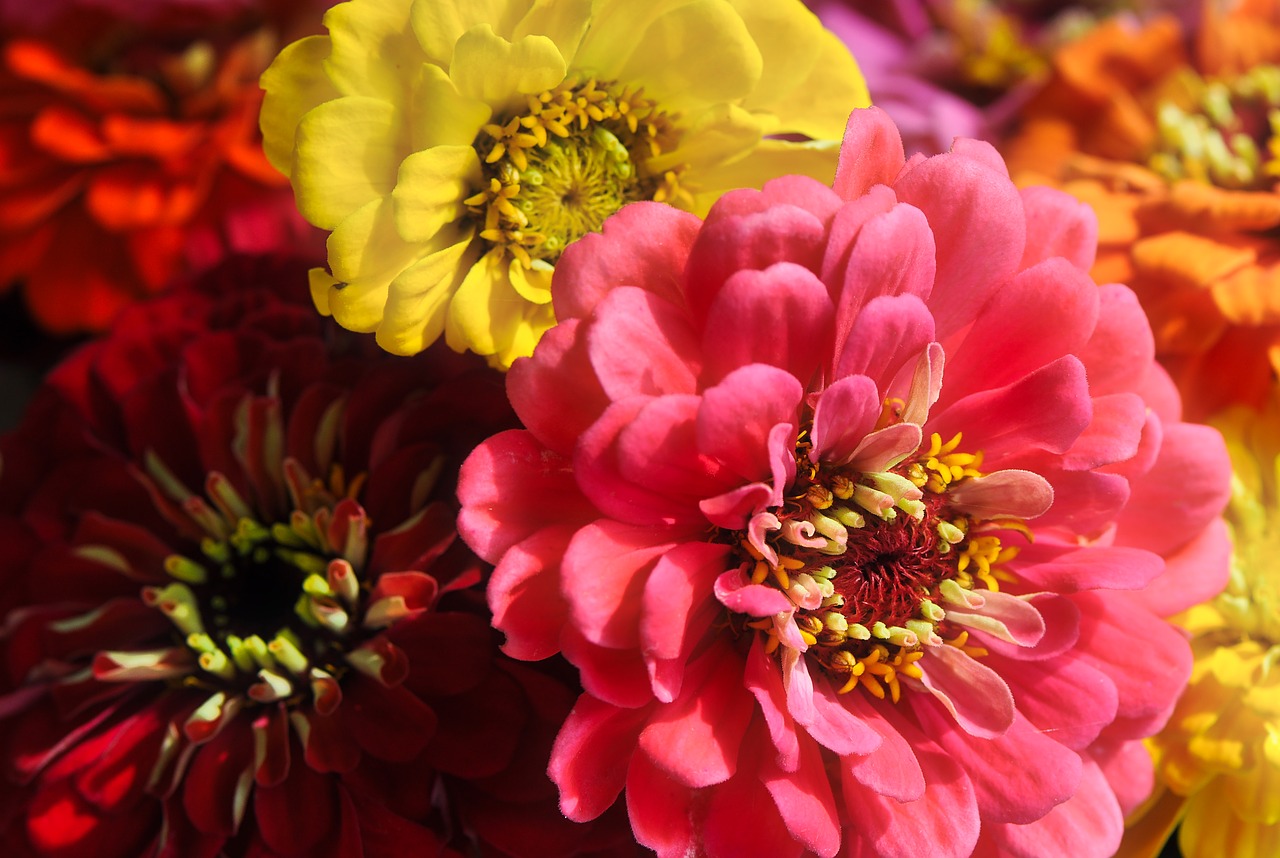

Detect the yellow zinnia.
xmin=259 ymin=0 xmax=868 ymax=367
xmin=1122 ymin=391 xmax=1280 ymax=857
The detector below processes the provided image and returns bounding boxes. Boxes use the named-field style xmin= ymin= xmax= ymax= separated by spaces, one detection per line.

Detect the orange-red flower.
xmin=1003 ymin=1 xmax=1280 ymax=419
xmin=0 ymin=25 xmax=314 ymax=334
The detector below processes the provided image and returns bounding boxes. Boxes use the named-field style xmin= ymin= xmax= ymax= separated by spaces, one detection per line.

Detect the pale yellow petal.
xmin=293 ymin=96 xmax=406 ymax=229
xmin=1181 ymin=786 xmax=1280 ymax=858
xmin=327 ymin=194 xmax=420 ymax=285
xmin=727 ymin=0 xmax=868 ymax=137
xmin=512 ymin=0 xmax=592 ymax=63
xmin=409 ymin=63 xmax=492 ymax=149
xmin=392 ymin=145 xmax=482 ymax=243
xmin=686 ymin=138 xmax=840 ymax=215
xmin=508 ymin=260 xmax=552 ymax=305
xmin=376 ymin=232 xmax=474 ymax=355
xmin=606 ymin=1 xmax=762 ymax=114
xmin=446 ymin=248 xmax=554 ymax=364
xmin=259 ymin=35 xmax=340 ymax=174
xmin=328 ymin=278 xmax=390 ymax=334
xmin=410 ymin=0 xmax=533 ymax=65
xmin=323 ymin=0 xmax=424 ymax=103
xmin=448 ymin=25 xmax=566 ymax=113
xmin=309 ymin=267 xmax=340 ymax=316
xmin=646 ymin=101 xmax=761 ymax=179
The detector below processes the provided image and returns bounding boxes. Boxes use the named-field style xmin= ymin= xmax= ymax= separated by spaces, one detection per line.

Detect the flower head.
xmin=1121 ymin=391 xmax=1280 ymax=857
xmin=259 ymin=0 xmax=869 ymax=367
xmin=0 ymin=14 xmax=319 ymax=334
xmin=1003 ymin=2 xmax=1280 ymax=418
xmin=458 ymin=106 xmax=1232 ymax=857
xmin=0 ymin=255 xmax=620 ymax=857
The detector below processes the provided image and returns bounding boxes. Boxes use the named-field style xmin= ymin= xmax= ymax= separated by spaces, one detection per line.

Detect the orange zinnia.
xmin=0 ymin=28 xmax=306 ymax=333
xmin=1003 ymin=0 xmax=1280 ymax=419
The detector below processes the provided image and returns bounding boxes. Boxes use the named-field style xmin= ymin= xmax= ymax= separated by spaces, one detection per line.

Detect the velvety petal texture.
xmin=459 ymin=106 xmax=1231 ymax=857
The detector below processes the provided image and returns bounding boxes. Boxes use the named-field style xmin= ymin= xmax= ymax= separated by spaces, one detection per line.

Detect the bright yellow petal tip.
xmin=260 ymin=0 xmax=869 ymax=367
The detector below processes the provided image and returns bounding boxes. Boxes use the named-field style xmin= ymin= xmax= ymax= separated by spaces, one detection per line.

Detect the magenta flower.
xmin=458 ymin=107 xmax=1232 ymax=857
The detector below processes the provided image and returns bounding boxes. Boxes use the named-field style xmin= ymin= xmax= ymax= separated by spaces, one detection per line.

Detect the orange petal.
xmin=1131 ymin=231 xmax=1257 ymax=291
xmin=31 ymin=103 xmax=111 ymax=162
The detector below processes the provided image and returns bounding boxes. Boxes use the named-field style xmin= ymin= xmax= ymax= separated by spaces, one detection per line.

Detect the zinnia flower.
xmin=1118 ymin=391 xmax=1280 ymax=858
xmin=259 ymin=0 xmax=869 ymax=367
xmin=0 ymin=12 xmax=319 ymax=334
xmin=1003 ymin=2 xmax=1280 ymax=419
xmin=458 ymin=106 xmax=1232 ymax=857
xmin=0 ymin=255 xmax=625 ymax=857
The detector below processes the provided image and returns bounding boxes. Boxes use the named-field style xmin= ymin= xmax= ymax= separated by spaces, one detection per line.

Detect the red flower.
xmin=0 ymin=255 xmax=627 ymax=857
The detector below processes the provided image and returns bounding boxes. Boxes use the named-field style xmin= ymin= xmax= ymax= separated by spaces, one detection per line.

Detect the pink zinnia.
xmin=458 ymin=106 xmax=1233 ymax=856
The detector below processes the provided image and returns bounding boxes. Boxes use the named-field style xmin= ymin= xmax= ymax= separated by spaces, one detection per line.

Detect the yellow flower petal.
xmin=259 ymin=36 xmax=339 ymax=174
xmin=511 ymin=0 xmax=592 ymax=61
xmin=309 ymin=267 xmax=340 ymax=316
xmin=446 ymin=248 xmax=551 ymax=363
xmin=409 ymin=64 xmax=492 ymax=148
xmin=646 ymin=101 xmax=760 ymax=178
xmin=392 ymin=145 xmax=483 ymax=242
xmin=327 ymin=278 xmax=390 ymax=334
xmin=1182 ymin=785 xmax=1280 ymax=857
xmin=685 ymin=137 xmax=840 ymax=215
xmin=293 ymin=96 xmax=405 ymax=229
xmin=448 ymin=25 xmax=565 ymax=113
xmin=327 ymin=195 xmax=420 ymax=285
xmin=376 ymin=232 xmax=473 ymax=355
xmin=507 ymin=260 xmax=551 ymax=305
xmin=409 ymin=0 xmax=532 ymax=65
xmin=323 ymin=0 xmax=422 ymax=102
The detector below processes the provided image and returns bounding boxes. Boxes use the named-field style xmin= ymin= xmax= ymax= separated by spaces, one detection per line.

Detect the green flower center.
xmin=466 ymin=77 xmax=686 ymax=267
xmin=1149 ymin=65 xmax=1280 ymax=190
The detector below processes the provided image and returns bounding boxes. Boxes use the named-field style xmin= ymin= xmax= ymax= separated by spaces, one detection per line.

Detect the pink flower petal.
xmin=554 ymin=201 xmax=701 ymax=321
xmin=702 ymin=728 xmax=806 ymax=858
xmin=1128 ymin=517 xmax=1230 ymax=618
xmin=848 ymin=422 xmax=924 ymax=474
xmin=714 ymin=567 xmax=795 ymax=617
xmin=697 ymin=364 xmax=802 ymax=482
xmin=1089 ymin=736 xmax=1155 ymax=816
xmin=805 ymin=673 xmax=883 ymax=756
xmin=625 ymin=751 xmax=697 ymax=857
xmin=916 ymin=642 xmax=1015 ymax=739
xmin=914 ymin=702 xmax=1083 ymax=825
xmin=945 ymin=469 xmax=1054 ymax=520
xmin=990 ymin=652 xmax=1118 ymax=750
xmin=639 ymin=642 xmax=755 ymax=789
xmin=1010 ymin=542 xmax=1164 ymax=593
xmin=760 ymin=730 xmax=842 ymax=858
xmin=586 ymin=286 xmax=701 ymax=399
xmin=699 ymin=483 xmax=776 ymax=530
xmin=943 ymin=590 xmax=1045 ymax=647
xmin=508 ymin=319 xmax=609 ymax=456
xmin=701 ymin=262 xmax=835 ymax=385
xmin=561 ymin=625 xmax=655 ymax=709
xmin=1018 ymin=185 xmax=1099 ymax=272
xmin=818 ymin=184 xmax=899 ymax=288
xmin=833 ymin=106 xmax=905 ymax=199
xmin=617 ymin=394 xmax=737 ymax=501
xmin=979 ymin=761 xmax=1122 ymax=858
xmin=810 ymin=374 xmax=881 ymax=465
xmin=485 ymin=525 xmax=575 ymax=660
xmin=842 ymin=694 xmax=925 ymax=802
xmin=833 ymin=294 xmax=935 ymax=390
xmin=1075 ymin=284 xmax=1156 ymax=399
xmin=549 ymin=694 xmax=652 ymax=822
xmin=744 ymin=635 xmax=800 ymax=773
xmin=562 ymin=519 xmax=678 ymax=649
xmin=1056 ymin=393 xmax=1148 ymax=472
xmin=970 ymin=593 xmax=1080 ymax=663
xmin=641 ymin=542 xmax=733 ymax=702
xmin=948 ymin=137 xmax=1010 ymax=177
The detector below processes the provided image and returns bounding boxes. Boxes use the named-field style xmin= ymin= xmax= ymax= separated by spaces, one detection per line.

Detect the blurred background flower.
xmin=0 ymin=254 xmax=631 ymax=857
xmin=259 ymin=0 xmax=869 ymax=367
xmin=1003 ymin=0 xmax=1280 ymax=421
xmin=808 ymin=0 xmax=1195 ymax=155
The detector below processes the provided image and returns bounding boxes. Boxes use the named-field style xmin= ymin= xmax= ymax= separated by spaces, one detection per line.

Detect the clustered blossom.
xmin=459 ymin=107 xmax=1232 ymax=857
xmin=0 ymin=257 xmax=626 ymax=857
xmin=259 ymin=0 xmax=869 ymax=367
xmin=1004 ymin=1 xmax=1280 ymax=420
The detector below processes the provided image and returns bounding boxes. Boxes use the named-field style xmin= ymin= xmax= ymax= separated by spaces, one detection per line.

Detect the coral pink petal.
xmin=714 ymin=567 xmax=796 ymax=616
xmin=893 ymin=150 xmax=1025 ymax=340
xmin=697 ymin=364 xmax=803 ymax=482
xmin=832 ymin=204 xmax=936 ymax=362
xmin=744 ymin=635 xmax=800 ymax=772
xmin=702 ymin=732 xmax=805 ymax=858
xmin=833 ymin=106 xmax=905 ymax=199
xmin=833 ymin=294 xmax=935 ymax=389
xmin=1018 ymin=185 xmax=1099 ymax=272
xmin=974 ymin=593 xmax=1080 ymax=662
xmin=701 ymin=262 xmax=835 ymax=385
xmin=508 ymin=319 xmax=609 ymax=456
xmin=940 ymin=258 xmax=1098 ymax=400
xmin=1056 ymin=393 xmax=1148 ymax=472
xmin=945 ymin=470 xmax=1054 ymax=520
xmin=639 ymin=642 xmax=755 ymax=789
xmin=586 ymin=286 xmax=701 ymax=399
xmin=842 ymin=694 xmax=925 ymax=802
xmin=684 ymin=199 xmax=827 ymax=327
xmin=1075 ymin=284 xmax=1156 ymax=398
xmin=562 ymin=519 xmax=677 ymax=649
xmin=1011 ymin=542 xmax=1163 ymax=593
xmin=840 ymin=708 xmax=979 ymax=858
xmin=916 ymin=642 xmax=1015 ymax=739
xmin=641 ymin=541 xmax=732 ymax=702
xmin=977 ymin=761 xmax=1122 ymax=858
xmin=549 ymin=694 xmax=652 ymax=822
xmin=457 ymin=429 xmax=597 ymax=562
xmin=810 ymin=374 xmax=881 ymax=466
xmin=943 ymin=590 xmax=1045 ymax=647
xmin=561 ymin=625 xmax=655 ymax=709
xmin=759 ymin=174 xmax=844 ymax=222
xmin=1027 ymin=468 xmax=1130 ymax=532
xmin=948 ymin=137 xmax=1010 ymax=177
xmin=760 ymin=730 xmax=842 ymax=858
xmin=554 ymin=201 xmax=701 ymax=321
xmin=700 ymin=482 xmax=776 ymax=530
xmin=848 ymin=423 xmax=924 ymax=474
xmin=1090 ymin=737 xmax=1155 ymax=816
xmin=1115 ymin=422 xmax=1231 ymax=556
xmin=1071 ymin=591 xmax=1192 ymax=738
xmin=617 ymin=394 xmax=737 ymax=499
xmin=990 ymin=652 xmax=1118 ymax=750
xmin=487 ymin=524 xmax=576 ymax=660
xmin=1130 ymin=517 xmax=1230 ymax=617
xmin=930 ymin=356 xmax=1092 ymax=465
xmin=916 ymin=702 xmax=1082 ymax=825
xmin=803 ymin=675 xmax=882 ymax=756
xmin=818 ymin=184 xmax=899 ymax=288
xmin=625 ymin=751 xmax=697 ymax=858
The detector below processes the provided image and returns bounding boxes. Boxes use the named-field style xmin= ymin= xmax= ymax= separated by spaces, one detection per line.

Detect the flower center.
xmin=1149 ymin=65 xmax=1280 ymax=190
xmin=729 ymin=430 xmax=1026 ymax=702
xmin=1218 ymin=470 xmax=1280 ymax=645
xmin=465 ymin=77 xmax=687 ymax=267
